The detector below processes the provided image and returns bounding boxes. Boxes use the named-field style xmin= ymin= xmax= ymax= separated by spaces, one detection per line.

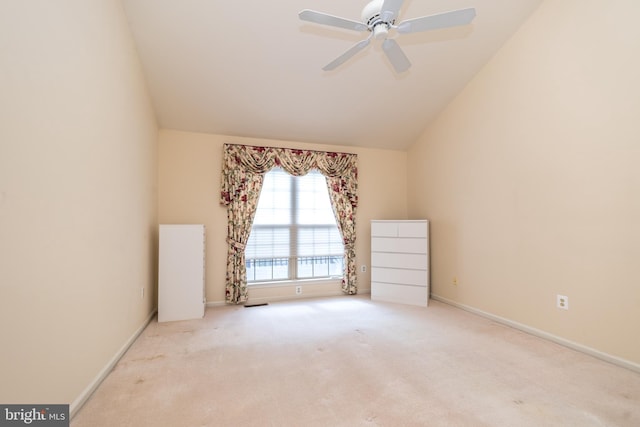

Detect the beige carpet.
xmin=72 ymin=296 xmax=640 ymax=426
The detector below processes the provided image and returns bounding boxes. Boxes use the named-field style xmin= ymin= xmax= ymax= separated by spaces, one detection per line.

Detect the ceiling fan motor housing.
xmin=361 ymin=0 xmax=382 ymax=24
xmin=362 ymin=0 xmax=392 ymax=39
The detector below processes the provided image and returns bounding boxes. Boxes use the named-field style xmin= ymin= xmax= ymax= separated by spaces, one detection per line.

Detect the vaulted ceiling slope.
xmin=123 ymin=0 xmax=542 ymax=150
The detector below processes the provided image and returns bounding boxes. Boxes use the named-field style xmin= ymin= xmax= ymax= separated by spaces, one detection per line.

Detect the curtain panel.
xmin=220 ymin=143 xmax=358 ymax=304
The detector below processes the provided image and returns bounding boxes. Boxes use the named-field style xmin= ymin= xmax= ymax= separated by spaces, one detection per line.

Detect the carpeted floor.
xmin=72 ymin=296 xmax=640 ymax=426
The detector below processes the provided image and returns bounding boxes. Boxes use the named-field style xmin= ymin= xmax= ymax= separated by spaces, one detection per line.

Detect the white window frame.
xmin=246 ymin=168 xmax=344 ymax=285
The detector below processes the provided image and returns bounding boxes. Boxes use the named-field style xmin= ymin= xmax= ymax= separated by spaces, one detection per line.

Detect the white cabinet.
xmin=370 ymin=220 xmax=429 ymax=307
xmin=158 ymin=224 xmax=206 ymax=322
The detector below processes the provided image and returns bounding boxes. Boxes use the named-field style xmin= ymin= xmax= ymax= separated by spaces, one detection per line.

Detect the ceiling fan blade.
xmin=382 ymin=39 xmax=411 ymax=73
xmin=380 ymin=0 xmax=405 ymax=23
xmin=323 ymin=38 xmax=371 ymax=71
xmin=299 ymin=9 xmax=368 ymax=32
xmin=396 ymin=8 xmax=476 ymax=34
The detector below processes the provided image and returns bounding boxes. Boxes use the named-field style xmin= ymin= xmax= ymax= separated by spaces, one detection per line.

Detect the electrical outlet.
xmin=295 ymin=286 xmax=302 ymax=295
xmin=557 ymin=294 xmax=569 ymax=310
xmin=361 ymin=265 xmax=367 ymax=273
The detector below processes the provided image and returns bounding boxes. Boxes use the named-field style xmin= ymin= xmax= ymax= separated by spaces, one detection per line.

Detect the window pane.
xmin=297 ymin=256 xmax=343 ymax=279
xmin=297 ymin=256 xmax=314 ymax=278
xmin=297 ymin=227 xmax=343 ymax=257
xmin=329 ymin=256 xmax=344 ymax=276
xmin=246 ymin=228 xmax=290 ymax=259
xmin=272 ymin=258 xmax=289 ymax=280
xmin=297 ymin=170 xmax=336 ymax=225
xmin=253 ymin=168 xmax=291 ymax=225
xmin=248 ymin=258 xmax=289 ymax=282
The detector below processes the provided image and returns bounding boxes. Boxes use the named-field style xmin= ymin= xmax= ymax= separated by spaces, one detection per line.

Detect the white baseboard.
xmin=205 ymin=300 xmax=227 ymax=307
xmin=431 ymin=294 xmax=640 ymax=374
xmin=70 ymin=309 xmax=157 ymax=418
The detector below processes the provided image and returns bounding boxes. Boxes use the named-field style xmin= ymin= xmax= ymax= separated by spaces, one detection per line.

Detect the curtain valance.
xmin=220 ymin=143 xmax=358 ymax=206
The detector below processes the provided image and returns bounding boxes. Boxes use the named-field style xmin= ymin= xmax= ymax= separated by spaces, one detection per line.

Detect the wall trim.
xmin=206 ymin=300 xmax=227 ymax=307
xmin=70 ymin=309 xmax=157 ymax=418
xmin=431 ymin=294 xmax=640 ymax=374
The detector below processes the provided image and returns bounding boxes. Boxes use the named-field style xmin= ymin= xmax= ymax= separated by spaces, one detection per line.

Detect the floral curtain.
xmin=220 ymin=143 xmax=359 ymax=304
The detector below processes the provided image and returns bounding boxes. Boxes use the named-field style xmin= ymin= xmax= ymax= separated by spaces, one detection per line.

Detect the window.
xmin=245 ymin=167 xmax=344 ymax=283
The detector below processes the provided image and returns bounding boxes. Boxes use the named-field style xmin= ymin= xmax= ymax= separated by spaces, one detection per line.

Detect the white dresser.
xmin=370 ymin=220 xmax=429 ymax=307
xmin=158 ymin=224 xmax=206 ymax=322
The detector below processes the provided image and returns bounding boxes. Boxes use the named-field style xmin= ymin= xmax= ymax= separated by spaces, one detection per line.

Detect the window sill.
xmin=248 ymin=277 xmax=342 ymax=289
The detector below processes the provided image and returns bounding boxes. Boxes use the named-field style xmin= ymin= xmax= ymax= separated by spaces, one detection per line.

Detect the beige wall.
xmin=158 ymin=130 xmax=408 ymax=303
xmin=408 ymin=0 xmax=640 ymax=365
xmin=0 ymin=0 xmax=158 ymax=408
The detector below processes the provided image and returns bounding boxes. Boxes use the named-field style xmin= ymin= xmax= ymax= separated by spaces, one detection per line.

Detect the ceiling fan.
xmin=299 ymin=0 xmax=476 ymax=73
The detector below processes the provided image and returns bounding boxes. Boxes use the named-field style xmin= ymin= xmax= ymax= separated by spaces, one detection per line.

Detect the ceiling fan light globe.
xmin=373 ymin=24 xmax=389 ymax=39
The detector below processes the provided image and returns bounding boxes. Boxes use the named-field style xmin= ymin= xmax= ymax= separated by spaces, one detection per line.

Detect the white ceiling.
xmin=122 ymin=0 xmax=542 ymax=150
